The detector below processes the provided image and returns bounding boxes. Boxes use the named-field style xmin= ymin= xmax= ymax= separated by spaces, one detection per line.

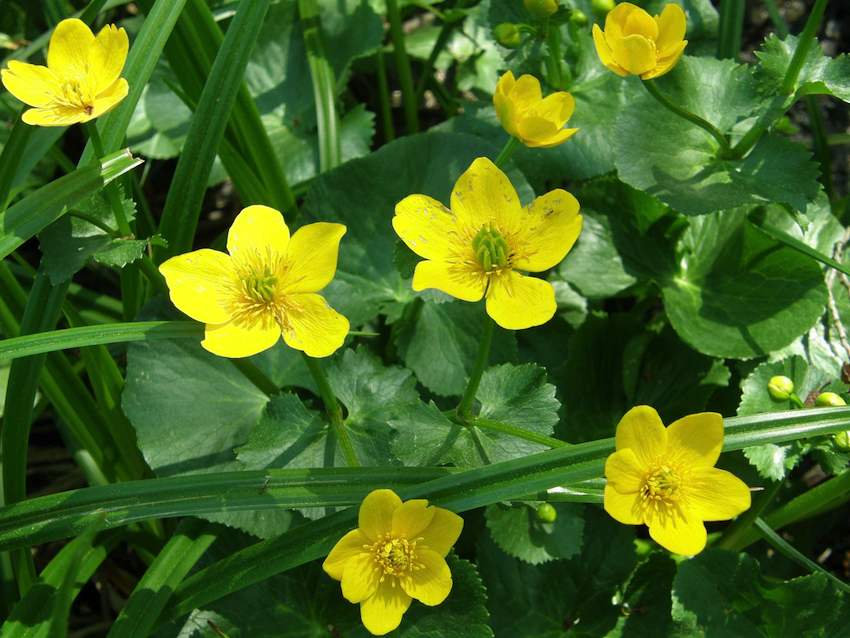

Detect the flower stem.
xmin=386 ymin=0 xmax=419 ymax=134
xmin=473 ymin=417 xmax=567 ymax=448
xmin=494 ymin=136 xmax=521 ymax=168
xmin=457 ymin=314 xmax=494 ymax=419
xmin=641 ymin=79 xmax=731 ymax=154
xmin=86 ymin=122 xmax=133 ymax=237
xmin=715 ymin=479 xmax=782 ymax=550
xmin=302 ymin=354 xmax=360 ymax=467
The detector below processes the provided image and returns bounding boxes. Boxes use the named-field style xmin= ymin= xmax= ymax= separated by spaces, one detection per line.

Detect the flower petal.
xmin=622 ymin=4 xmax=658 ymax=39
xmin=605 ymin=448 xmax=645 ymax=493
xmin=687 ymin=467 xmax=751 ymax=522
xmin=485 ymin=270 xmax=556 ymax=330
xmin=359 ymin=489 xmax=402 ymax=541
xmin=647 ymin=511 xmax=707 ymax=556
xmin=604 ymin=483 xmax=642 ymax=525
xmin=528 ymin=91 xmax=575 ymax=126
xmin=615 ymin=405 xmax=667 ymax=465
xmin=360 ymin=579 xmax=412 ymax=636
xmin=280 ymin=293 xmax=349 ymax=358
xmin=89 ymin=24 xmax=129 ymax=94
xmin=341 ymin=552 xmax=381 ymax=603
xmin=642 ymin=41 xmax=687 ymax=80
xmin=47 ymin=18 xmax=96 ymax=79
xmin=609 ymin=34 xmax=657 ymax=76
xmin=401 ymin=549 xmax=452 ymax=606
xmin=21 ymin=106 xmax=87 ymax=127
xmin=393 ymin=195 xmax=457 ymax=261
xmin=201 ymin=315 xmax=281 ymax=358
xmin=412 ymin=260 xmax=486 ymax=302
xmin=1 ymin=61 xmax=60 ymax=107
xmin=666 ymin=412 xmax=723 ymax=468
xmin=509 ymin=73 xmax=543 ymax=110
xmin=604 ymin=2 xmax=642 ymax=40
xmin=159 ymin=248 xmax=234 ymax=324
xmin=226 ymin=205 xmax=289 ymax=261
xmin=592 ymin=24 xmax=629 ymax=76
xmin=450 ymin=157 xmax=522 ymax=233
xmin=323 ymin=529 xmax=370 ymax=581
xmin=655 ymin=3 xmax=687 ymax=57
xmin=518 ymin=123 xmax=579 ymax=149
xmin=90 ymin=77 xmax=129 ymax=118
xmin=280 ymin=222 xmax=346 ymax=294
xmin=391 ymin=499 xmax=435 ymax=540
xmin=419 ymin=507 xmax=464 ymax=556
xmin=493 ymin=71 xmax=519 ymax=137
xmin=513 ymin=189 xmax=582 ymax=272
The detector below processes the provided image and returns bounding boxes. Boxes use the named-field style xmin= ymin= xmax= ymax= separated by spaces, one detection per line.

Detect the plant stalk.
xmin=302 ymin=354 xmax=360 ymax=467
xmin=457 ymin=314 xmax=494 ymax=418
xmin=642 ymin=80 xmax=731 ymax=154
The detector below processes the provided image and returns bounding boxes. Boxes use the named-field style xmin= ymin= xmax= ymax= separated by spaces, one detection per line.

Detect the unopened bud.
xmin=494 ymin=23 xmax=522 ymax=49
xmin=767 ymin=375 xmax=794 ymax=401
xmin=591 ymin=0 xmax=615 ymax=14
xmin=536 ymin=502 xmax=557 ymax=523
xmin=834 ymin=430 xmax=850 ymax=451
xmin=816 ymin=392 xmax=846 ymax=407
xmin=570 ymin=9 xmax=588 ymax=26
xmin=524 ymin=0 xmax=558 ymax=19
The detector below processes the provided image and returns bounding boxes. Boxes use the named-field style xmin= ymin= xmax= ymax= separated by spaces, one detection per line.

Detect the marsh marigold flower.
xmin=1 ymin=18 xmax=129 ymax=126
xmin=323 ymin=489 xmax=464 ymax=636
xmin=604 ymin=406 xmax=751 ymax=556
xmin=393 ymin=157 xmax=582 ymax=330
xmin=592 ymin=3 xmax=687 ymax=80
xmin=159 ymin=205 xmax=349 ymax=359
xmin=494 ymin=71 xmax=577 ymax=148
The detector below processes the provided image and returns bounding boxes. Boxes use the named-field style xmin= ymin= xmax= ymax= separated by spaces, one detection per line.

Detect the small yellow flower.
xmin=393 ymin=157 xmax=582 ymax=330
xmin=592 ymin=3 xmax=687 ymax=80
xmin=323 ymin=489 xmax=464 ymax=636
xmin=159 ymin=205 xmax=349 ymax=359
xmin=493 ymin=71 xmax=578 ymax=148
xmin=1 ymin=18 xmax=129 ymax=126
xmin=604 ymin=406 xmax=751 ymax=556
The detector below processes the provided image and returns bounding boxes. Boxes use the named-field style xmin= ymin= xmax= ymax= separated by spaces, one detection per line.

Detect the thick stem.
xmin=642 ymin=80 xmax=731 ymax=154
xmin=494 ymin=136 xmax=521 ymax=168
xmin=386 ymin=0 xmax=419 ymax=133
xmin=375 ymin=48 xmax=395 ymax=142
xmin=302 ymin=354 xmax=360 ymax=467
xmin=781 ymin=0 xmax=829 ymax=95
xmin=457 ymin=314 xmax=494 ymax=418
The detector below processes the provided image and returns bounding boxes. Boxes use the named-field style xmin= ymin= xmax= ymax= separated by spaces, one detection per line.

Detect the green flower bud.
xmin=536 ymin=502 xmax=557 ymax=523
xmin=524 ymin=0 xmax=558 ymax=19
xmin=816 ymin=392 xmax=847 ymax=407
xmin=834 ymin=430 xmax=850 ymax=451
xmin=591 ymin=0 xmax=615 ymax=14
xmin=767 ymin=375 xmax=794 ymax=401
xmin=493 ymin=23 xmax=522 ymax=49
xmin=570 ymin=9 xmax=588 ymax=26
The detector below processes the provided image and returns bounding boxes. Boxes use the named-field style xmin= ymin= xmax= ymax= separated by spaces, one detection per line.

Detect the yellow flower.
xmin=604 ymin=406 xmax=751 ymax=556
xmin=592 ymin=3 xmax=687 ymax=80
xmin=323 ymin=489 xmax=464 ymax=636
xmin=393 ymin=158 xmax=582 ymax=330
xmin=159 ymin=205 xmax=349 ymax=359
xmin=493 ymin=71 xmax=578 ymax=148
xmin=1 ymin=18 xmax=129 ymax=126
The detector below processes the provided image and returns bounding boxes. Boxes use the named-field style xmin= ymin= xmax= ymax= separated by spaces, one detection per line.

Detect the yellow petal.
xmin=642 ymin=41 xmax=687 ymax=80
xmin=393 ymin=195 xmax=457 ymax=261
xmin=47 ymin=18 xmax=96 ymax=79
xmin=1 ymin=61 xmax=60 ymax=107
xmin=341 ymin=552 xmax=382 ymax=603
xmin=509 ymin=74 xmax=543 ymax=110
xmin=592 ymin=24 xmax=629 ymax=76
xmin=201 ymin=315 xmax=281 ymax=358
xmin=21 ymin=106 xmax=86 ymax=127
xmin=603 ymin=483 xmax=642 ymax=525
xmin=360 ymin=579 xmax=412 ymax=636
xmin=90 ymin=77 xmax=129 ymax=118
xmin=647 ymin=511 xmax=707 ymax=556
xmin=530 ymin=91 xmax=575 ymax=124
xmin=654 ymin=3 xmax=687 ymax=56
xmin=323 ymin=528 xmax=370 ymax=581
xmin=513 ymin=189 xmax=582 ymax=272
xmin=518 ymin=123 xmax=579 ymax=149
xmin=280 ymin=293 xmax=349 ymax=358
xmin=610 ymin=34 xmax=657 ymax=76
xmin=665 ymin=412 xmax=723 ymax=468
xmin=450 ymin=157 xmax=522 ymax=233
xmin=419 ymin=507 xmax=464 ymax=556
xmin=280 ymin=222 xmax=346 ymax=293
xmin=358 ymin=489 xmax=402 ymax=541
xmin=401 ymin=549 xmax=452 ymax=606
xmin=622 ymin=5 xmax=658 ymax=39
xmin=615 ymin=405 xmax=666 ymax=465
xmin=89 ymin=24 xmax=128 ymax=94
xmin=226 ymin=205 xmax=290 ymax=261
xmin=159 ymin=248 xmax=234 ymax=324
xmin=493 ymin=71 xmax=518 ymax=137
xmin=604 ymin=2 xmax=642 ymax=40
xmin=687 ymin=467 xmax=751 ymax=522
xmin=391 ymin=499 xmax=435 ymax=539
xmin=494 ymin=70 xmax=516 ymax=97
xmin=485 ymin=270 xmax=556 ymax=330
xmin=412 ymin=260 xmax=486 ymax=302
xmin=605 ymin=448 xmax=645 ymax=493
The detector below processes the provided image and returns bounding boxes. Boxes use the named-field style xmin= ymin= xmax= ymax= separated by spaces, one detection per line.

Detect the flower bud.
xmin=816 ymin=392 xmax=847 ymax=407
xmin=767 ymin=375 xmax=795 ymax=401
xmin=591 ymin=0 xmax=615 ymax=14
xmin=570 ymin=9 xmax=588 ymax=26
xmin=536 ymin=502 xmax=557 ymax=523
xmin=834 ymin=430 xmax=850 ymax=451
xmin=524 ymin=0 xmax=558 ymax=19
xmin=493 ymin=23 xmax=522 ymax=49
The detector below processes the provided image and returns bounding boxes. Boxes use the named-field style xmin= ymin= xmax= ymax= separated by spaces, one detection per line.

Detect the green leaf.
xmin=755 ymin=33 xmax=850 ymax=103
xmin=661 ymin=210 xmax=827 ymax=359
xmin=614 ymin=56 xmax=820 ymax=215
xmin=485 ymin=502 xmax=584 ymax=564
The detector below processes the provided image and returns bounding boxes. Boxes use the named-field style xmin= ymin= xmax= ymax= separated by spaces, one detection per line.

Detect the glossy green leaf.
xmin=485 ymin=502 xmax=584 ymax=564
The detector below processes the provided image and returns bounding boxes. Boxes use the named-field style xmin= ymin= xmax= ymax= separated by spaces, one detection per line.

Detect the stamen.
xmin=471 ymin=224 xmax=511 ymax=272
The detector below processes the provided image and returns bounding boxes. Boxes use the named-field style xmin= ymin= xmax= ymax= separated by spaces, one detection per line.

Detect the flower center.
xmin=245 ymin=273 xmax=278 ymax=303
xmin=640 ymin=465 xmax=681 ymax=504
xmin=472 ymin=225 xmax=510 ymax=272
xmin=371 ymin=536 xmax=420 ymax=577
xmin=58 ymin=80 xmax=94 ymax=114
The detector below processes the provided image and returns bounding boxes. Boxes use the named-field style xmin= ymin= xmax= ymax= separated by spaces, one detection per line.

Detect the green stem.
xmin=386 ymin=0 xmax=419 ymax=134
xmin=781 ymin=0 xmax=828 ymax=95
xmin=763 ymin=0 xmax=789 ymax=37
xmin=545 ymin=22 xmax=565 ymax=89
xmin=375 ymin=48 xmax=396 ymax=142
xmin=302 ymin=354 xmax=360 ymax=467
xmin=230 ymin=358 xmax=279 ymax=398
xmin=86 ymin=123 xmax=133 ymax=237
xmin=642 ymin=80 xmax=731 ymax=154
xmin=715 ymin=479 xmax=782 ymax=550
xmin=717 ymin=0 xmax=745 ymax=60
xmin=66 ymin=210 xmax=120 ymax=236
xmin=494 ymin=136 xmax=521 ymax=168
xmin=457 ymin=314 xmax=494 ymax=418
xmin=473 ymin=417 xmax=567 ymax=448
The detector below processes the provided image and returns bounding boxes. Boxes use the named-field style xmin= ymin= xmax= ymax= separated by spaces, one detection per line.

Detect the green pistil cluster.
xmin=472 ymin=225 xmax=510 ymax=272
